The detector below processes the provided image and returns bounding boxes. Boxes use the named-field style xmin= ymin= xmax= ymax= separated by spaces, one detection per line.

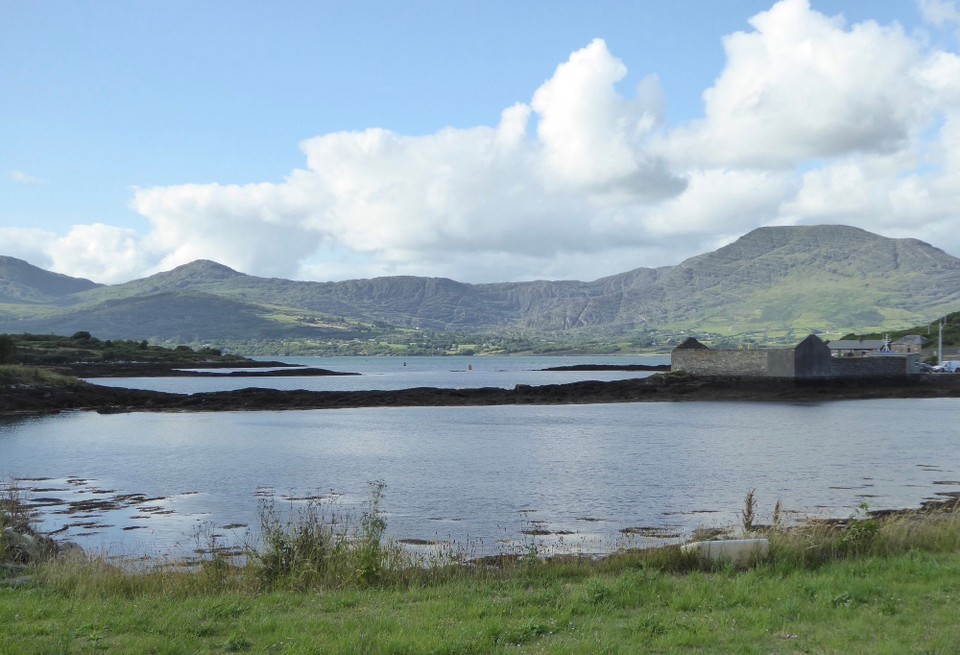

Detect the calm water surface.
xmin=86 ymin=355 xmax=666 ymax=393
xmin=2 ymin=391 xmax=958 ymax=560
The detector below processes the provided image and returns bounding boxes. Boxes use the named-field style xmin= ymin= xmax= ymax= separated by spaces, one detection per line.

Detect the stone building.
xmin=671 ymin=334 xmax=919 ymax=379
xmin=891 ymin=335 xmax=924 ymax=354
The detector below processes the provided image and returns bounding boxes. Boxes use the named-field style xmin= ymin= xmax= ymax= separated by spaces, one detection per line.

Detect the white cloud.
xmin=128 ymin=40 xmax=687 ymax=282
xmin=132 ymin=182 xmax=322 ymax=278
xmin=0 ymin=228 xmax=58 ymax=269
xmin=13 ymin=1 xmax=960 ymax=287
xmin=0 ymin=225 xmax=148 ymax=284
xmin=659 ymin=0 xmax=925 ymax=168
xmin=531 ymin=39 xmax=674 ymax=195
xmin=10 ymin=170 xmax=46 ymax=185
xmin=47 ymin=224 xmax=149 ymax=284
xmin=919 ymin=0 xmax=960 ymax=28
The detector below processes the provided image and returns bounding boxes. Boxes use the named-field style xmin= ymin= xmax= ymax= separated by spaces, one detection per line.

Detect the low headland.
xmin=3 ymin=363 xmax=960 ymax=415
xmin=4 ymin=331 xmax=960 ymax=415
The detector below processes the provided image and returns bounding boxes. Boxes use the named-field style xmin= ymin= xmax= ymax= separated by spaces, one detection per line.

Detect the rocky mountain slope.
xmin=2 ymin=225 xmax=959 ymax=343
xmin=0 ymin=255 xmax=101 ymax=303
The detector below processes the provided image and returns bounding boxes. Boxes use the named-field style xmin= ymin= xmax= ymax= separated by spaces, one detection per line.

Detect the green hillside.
xmin=0 ymin=331 xmax=247 ymax=366
xmin=2 ymin=225 xmax=959 ymax=352
xmin=842 ymin=310 xmax=960 ymax=349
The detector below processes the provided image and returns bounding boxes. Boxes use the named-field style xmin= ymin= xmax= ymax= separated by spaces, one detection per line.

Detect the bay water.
xmin=1 ymin=355 xmax=957 ymax=561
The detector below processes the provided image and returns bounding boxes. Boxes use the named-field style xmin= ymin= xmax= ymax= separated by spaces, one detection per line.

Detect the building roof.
xmin=827 ymin=339 xmax=889 ymax=351
xmin=795 ymin=334 xmax=829 ymax=349
xmin=892 ymin=334 xmax=925 ymax=346
xmin=674 ymin=337 xmax=709 ymax=350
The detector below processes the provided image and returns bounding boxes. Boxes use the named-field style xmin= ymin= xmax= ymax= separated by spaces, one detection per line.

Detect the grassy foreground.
xmin=5 ymin=498 xmax=960 ymax=654
xmin=3 ymin=550 xmax=960 ymax=653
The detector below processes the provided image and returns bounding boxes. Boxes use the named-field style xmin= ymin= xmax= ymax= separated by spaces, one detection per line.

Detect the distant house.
xmin=827 ymin=338 xmax=890 ymax=357
xmin=891 ymin=334 xmax=924 ymax=354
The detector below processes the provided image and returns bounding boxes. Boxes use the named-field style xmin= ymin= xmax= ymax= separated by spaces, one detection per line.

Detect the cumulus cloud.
xmin=16 ymin=0 xmax=960 ymax=285
xmin=0 ymin=228 xmax=59 ymax=269
xmin=0 ymin=224 xmax=149 ymax=284
xmin=129 ymin=39 xmax=686 ymax=282
xmin=658 ymin=0 xmax=925 ymax=168
xmin=132 ymin=182 xmax=322 ymax=278
xmin=531 ymin=39 xmax=677 ymax=196
xmin=46 ymin=224 xmax=150 ymax=284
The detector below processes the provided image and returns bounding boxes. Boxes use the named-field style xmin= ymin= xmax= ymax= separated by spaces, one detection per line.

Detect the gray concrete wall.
xmin=766 ymin=349 xmax=795 ymax=377
xmin=793 ymin=336 xmax=834 ymax=378
xmin=832 ymin=356 xmax=910 ymax=377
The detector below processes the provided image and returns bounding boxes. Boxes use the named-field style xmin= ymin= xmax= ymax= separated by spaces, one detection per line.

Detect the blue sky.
xmin=3 ymin=1 xmax=959 ymax=284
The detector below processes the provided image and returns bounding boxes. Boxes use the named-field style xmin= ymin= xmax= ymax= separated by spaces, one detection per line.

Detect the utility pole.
xmin=939 ymin=316 xmax=944 ymax=365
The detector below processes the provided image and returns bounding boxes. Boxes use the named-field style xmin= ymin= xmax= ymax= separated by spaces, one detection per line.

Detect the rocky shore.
xmin=55 ymin=361 xmax=356 ymax=378
xmin=1 ymin=506 xmax=83 ymax=588
xmin=3 ymin=370 xmax=960 ymax=415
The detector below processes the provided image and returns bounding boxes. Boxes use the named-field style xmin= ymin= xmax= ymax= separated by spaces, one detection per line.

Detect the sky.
xmin=3 ymin=0 xmax=960 ymax=285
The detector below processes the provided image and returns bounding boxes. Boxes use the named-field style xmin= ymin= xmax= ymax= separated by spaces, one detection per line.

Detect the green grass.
xmin=1 ymin=332 xmax=253 ymax=366
xmin=5 ymin=491 xmax=960 ymax=654
xmin=0 ymin=364 xmax=85 ymax=387
xmin=3 ymin=550 xmax=960 ymax=653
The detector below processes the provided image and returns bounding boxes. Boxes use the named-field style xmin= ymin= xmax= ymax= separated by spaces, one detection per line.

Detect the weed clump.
xmin=252 ymin=480 xmax=395 ymax=589
xmin=741 ymin=488 xmax=757 ymax=533
xmin=11 ymin=479 xmax=960 ymax=600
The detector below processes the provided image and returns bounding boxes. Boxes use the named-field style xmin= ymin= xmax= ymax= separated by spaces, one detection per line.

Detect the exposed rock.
xmin=59 ymin=361 xmax=357 ymax=378
xmin=1 ymin=523 xmax=85 ymax=574
xmin=539 ymin=364 xmax=670 ymax=372
xmin=3 ymin=526 xmax=57 ymax=563
xmin=5 ymin=372 xmax=960 ymax=416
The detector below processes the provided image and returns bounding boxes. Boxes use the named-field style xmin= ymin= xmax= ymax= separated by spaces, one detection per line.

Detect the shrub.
xmin=838 ymin=503 xmax=880 ymax=554
xmin=252 ymin=480 xmax=393 ymax=589
xmin=0 ymin=334 xmax=16 ymax=364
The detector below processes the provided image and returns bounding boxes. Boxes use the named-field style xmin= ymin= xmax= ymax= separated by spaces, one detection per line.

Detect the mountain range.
xmin=2 ymin=224 xmax=959 ymax=347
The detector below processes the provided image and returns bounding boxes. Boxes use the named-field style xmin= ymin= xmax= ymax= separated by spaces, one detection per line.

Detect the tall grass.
xmin=0 ymin=481 xmax=30 ymax=563
xmin=7 ymin=479 xmax=960 ymax=598
xmin=252 ymin=480 xmax=401 ymax=589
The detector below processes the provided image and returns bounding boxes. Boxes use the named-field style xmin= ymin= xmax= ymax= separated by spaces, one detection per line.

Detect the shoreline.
xmin=54 ymin=360 xmax=356 ymax=378
xmin=3 ymin=370 xmax=960 ymax=415
xmin=6 ymin=468 xmax=960 ymax=565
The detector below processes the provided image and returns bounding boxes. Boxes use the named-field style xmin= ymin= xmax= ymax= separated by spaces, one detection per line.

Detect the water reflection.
xmin=85 ymin=354 xmax=665 ymax=393
xmin=1 ymin=398 xmax=958 ymax=559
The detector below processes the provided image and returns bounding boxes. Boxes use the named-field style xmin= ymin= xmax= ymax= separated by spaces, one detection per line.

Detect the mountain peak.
xmin=114 ymin=259 xmax=249 ymax=296
xmin=150 ymin=259 xmax=245 ymax=284
xmin=171 ymin=259 xmax=242 ymax=275
xmin=0 ymin=255 xmax=101 ymax=302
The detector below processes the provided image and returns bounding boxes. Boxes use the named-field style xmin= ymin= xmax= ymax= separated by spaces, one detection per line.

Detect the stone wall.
xmin=671 ymin=349 xmax=769 ymax=376
xmin=671 ymin=336 xmax=918 ymax=378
